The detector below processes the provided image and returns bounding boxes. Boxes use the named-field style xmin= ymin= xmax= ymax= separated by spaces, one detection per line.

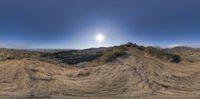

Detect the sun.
xmin=95 ymin=33 xmax=105 ymax=42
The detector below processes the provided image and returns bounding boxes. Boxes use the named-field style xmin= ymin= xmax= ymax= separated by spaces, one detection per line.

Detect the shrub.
xmin=137 ymin=45 xmax=145 ymax=51
xmin=91 ymin=46 xmax=126 ymax=66
xmin=125 ymin=42 xmax=136 ymax=47
xmin=146 ymin=46 xmax=182 ymax=63
xmin=166 ymin=53 xmax=182 ymax=63
xmin=124 ymin=42 xmax=145 ymax=51
xmin=101 ymin=48 xmax=125 ymax=63
xmin=6 ymin=55 xmax=14 ymax=60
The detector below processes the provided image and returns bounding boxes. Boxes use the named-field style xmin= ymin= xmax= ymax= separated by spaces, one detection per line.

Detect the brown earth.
xmin=0 ymin=47 xmax=200 ymax=99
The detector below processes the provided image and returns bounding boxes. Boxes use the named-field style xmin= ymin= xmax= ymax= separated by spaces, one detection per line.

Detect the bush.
xmin=124 ymin=42 xmax=145 ymax=51
xmin=166 ymin=53 xmax=182 ymax=63
xmin=101 ymin=48 xmax=125 ymax=63
xmin=6 ymin=55 xmax=14 ymax=60
xmin=125 ymin=42 xmax=137 ymax=47
xmin=146 ymin=46 xmax=182 ymax=63
xmin=91 ymin=46 xmax=126 ymax=66
xmin=137 ymin=45 xmax=145 ymax=51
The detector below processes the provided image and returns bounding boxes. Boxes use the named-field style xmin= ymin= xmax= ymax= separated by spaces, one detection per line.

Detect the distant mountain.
xmin=25 ymin=49 xmax=73 ymax=52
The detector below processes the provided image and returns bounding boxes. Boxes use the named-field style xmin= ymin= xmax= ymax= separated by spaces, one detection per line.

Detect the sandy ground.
xmin=0 ymin=53 xmax=200 ymax=98
xmin=0 ymin=95 xmax=200 ymax=99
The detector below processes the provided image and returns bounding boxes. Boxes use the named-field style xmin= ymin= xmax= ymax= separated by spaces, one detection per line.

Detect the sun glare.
xmin=95 ymin=33 xmax=105 ymax=42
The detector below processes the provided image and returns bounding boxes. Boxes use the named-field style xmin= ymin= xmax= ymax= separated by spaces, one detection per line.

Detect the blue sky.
xmin=0 ymin=0 xmax=200 ymax=49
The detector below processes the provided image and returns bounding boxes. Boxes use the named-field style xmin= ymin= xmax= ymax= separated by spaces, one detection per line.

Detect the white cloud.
xmin=168 ymin=44 xmax=182 ymax=48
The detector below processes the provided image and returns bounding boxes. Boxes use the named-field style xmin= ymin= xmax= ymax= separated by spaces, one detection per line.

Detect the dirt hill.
xmin=0 ymin=44 xmax=200 ymax=98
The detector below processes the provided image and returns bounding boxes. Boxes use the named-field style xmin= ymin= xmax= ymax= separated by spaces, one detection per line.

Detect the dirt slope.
xmin=0 ymin=49 xmax=200 ymax=99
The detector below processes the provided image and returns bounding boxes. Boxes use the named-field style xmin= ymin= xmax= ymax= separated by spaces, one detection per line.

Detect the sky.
xmin=0 ymin=0 xmax=200 ymax=49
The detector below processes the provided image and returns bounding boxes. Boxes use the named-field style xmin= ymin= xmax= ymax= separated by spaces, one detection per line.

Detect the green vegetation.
xmin=101 ymin=46 xmax=126 ymax=63
xmin=0 ymin=43 xmax=183 ymax=65
xmin=145 ymin=47 xmax=182 ymax=63
xmin=124 ymin=42 xmax=182 ymax=63
xmin=124 ymin=42 xmax=145 ymax=51
xmin=42 ymin=50 xmax=103 ymax=64
xmin=90 ymin=46 xmax=126 ymax=66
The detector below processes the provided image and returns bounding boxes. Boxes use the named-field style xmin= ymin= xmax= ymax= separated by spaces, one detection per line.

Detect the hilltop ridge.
xmin=0 ymin=43 xmax=200 ymax=98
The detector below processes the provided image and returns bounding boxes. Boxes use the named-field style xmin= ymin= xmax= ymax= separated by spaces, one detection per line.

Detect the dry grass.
xmin=88 ymin=46 xmax=126 ymax=66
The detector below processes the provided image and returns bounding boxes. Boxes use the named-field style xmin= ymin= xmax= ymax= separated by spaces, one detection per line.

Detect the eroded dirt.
xmin=0 ymin=53 xmax=200 ymax=99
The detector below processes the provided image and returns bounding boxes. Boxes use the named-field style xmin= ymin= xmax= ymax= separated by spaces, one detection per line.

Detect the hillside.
xmin=0 ymin=43 xmax=200 ymax=98
xmin=171 ymin=47 xmax=200 ymax=62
